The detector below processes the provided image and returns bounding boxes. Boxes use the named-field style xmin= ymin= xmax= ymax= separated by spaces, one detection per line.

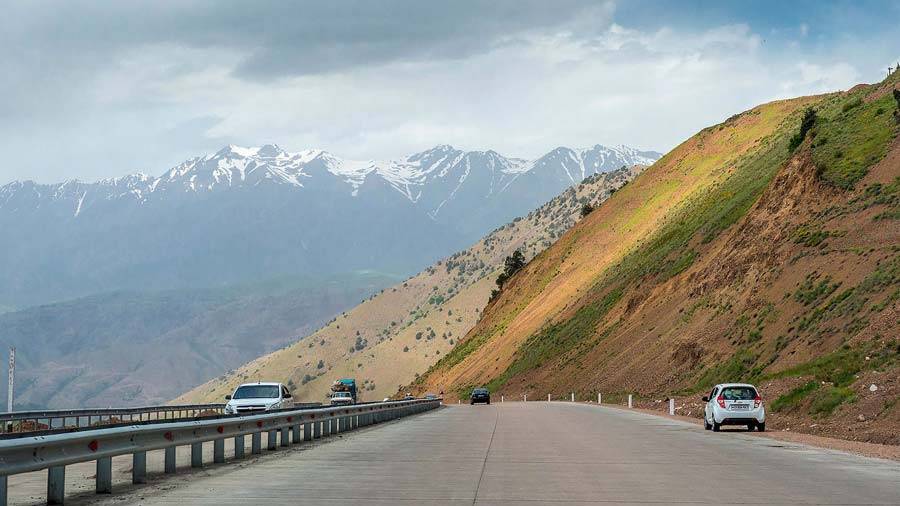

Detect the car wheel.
xmin=470 ymin=401 xmax=474 ymax=405
xmin=747 ymin=424 xmax=754 ymax=431
xmin=703 ymin=417 xmax=711 ymax=431
xmin=487 ymin=400 xmax=491 ymax=405
xmin=757 ymin=422 xmax=766 ymax=432
xmin=712 ymin=421 xmax=721 ymax=432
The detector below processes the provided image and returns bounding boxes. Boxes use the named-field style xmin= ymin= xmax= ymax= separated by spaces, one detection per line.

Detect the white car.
xmin=702 ymin=383 xmax=766 ymax=432
xmin=330 ymin=391 xmax=354 ymax=405
xmin=224 ymin=382 xmax=294 ymax=415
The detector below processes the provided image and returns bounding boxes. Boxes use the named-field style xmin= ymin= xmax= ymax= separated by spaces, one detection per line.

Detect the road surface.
xmin=20 ymin=402 xmax=900 ymax=505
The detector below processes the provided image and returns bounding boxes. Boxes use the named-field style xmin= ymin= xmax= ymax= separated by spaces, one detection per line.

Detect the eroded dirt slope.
xmin=413 ymin=74 xmax=899 ymax=444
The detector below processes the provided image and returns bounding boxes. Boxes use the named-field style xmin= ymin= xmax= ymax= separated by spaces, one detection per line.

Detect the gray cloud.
xmin=0 ymin=1 xmax=894 ymax=184
xmin=5 ymin=1 xmax=606 ymax=82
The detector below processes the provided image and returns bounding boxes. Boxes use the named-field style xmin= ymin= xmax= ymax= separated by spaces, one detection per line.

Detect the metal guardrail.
xmin=0 ymin=398 xmax=440 ymax=505
xmin=0 ymin=404 xmax=227 ymax=434
xmin=0 ymin=403 xmax=323 ymax=438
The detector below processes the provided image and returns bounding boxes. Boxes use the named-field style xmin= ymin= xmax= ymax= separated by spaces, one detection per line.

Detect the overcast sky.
xmin=2 ymin=0 xmax=898 ymax=183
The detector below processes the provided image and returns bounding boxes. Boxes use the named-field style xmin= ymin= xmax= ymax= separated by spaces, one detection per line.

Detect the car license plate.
xmin=731 ymin=404 xmax=749 ymax=411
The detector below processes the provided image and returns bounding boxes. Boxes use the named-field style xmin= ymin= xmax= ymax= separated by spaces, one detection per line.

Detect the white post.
xmin=523 ymin=394 xmax=527 ymax=402
xmin=571 ymin=392 xmax=575 ymax=402
xmin=457 ymin=399 xmax=460 ymax=404
xmin=627 ymin=394 xmax=633 ymax=408
xmin=597 ymin=392 xmax=601 ymax=404
xmin=669 ymin=398 xmax=675 ymax=415
xmin=6 ymin=348 xmax=14 ymax=413
xmin=501 ymin=395 xmax=504 ymax=403
xmin=547 ymin=393 xmax=551 ymax=402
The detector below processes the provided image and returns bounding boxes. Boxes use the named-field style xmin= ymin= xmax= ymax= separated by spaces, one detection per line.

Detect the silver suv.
xmin=702 ymin=383 xmax=766 ymax=432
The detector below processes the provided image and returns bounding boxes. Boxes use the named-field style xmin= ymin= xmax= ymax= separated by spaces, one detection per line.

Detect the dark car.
xmin=470 ymin=387 xmax=491 ymax=405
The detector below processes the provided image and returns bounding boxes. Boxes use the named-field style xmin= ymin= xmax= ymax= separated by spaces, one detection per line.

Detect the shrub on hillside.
xmin=580 ymin=202 xmax=595 ymax=217
xmin=789 ymin=107 xmax=817 ymax=152
xmin=495 ymin=249 xmax=526 ymax=289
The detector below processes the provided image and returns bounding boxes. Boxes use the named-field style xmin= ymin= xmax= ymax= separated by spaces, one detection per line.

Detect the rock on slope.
xmin=411 ymin=73 xmax=900 ymax=444
xmin=175 ymin=166 xmax=642 ymax=404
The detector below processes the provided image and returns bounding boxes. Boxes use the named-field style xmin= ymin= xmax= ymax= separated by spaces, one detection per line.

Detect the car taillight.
xmin=754 ymin=394 xmax=761 ymax=408
xmin=716 ymin=394 xmax=726 ymax=409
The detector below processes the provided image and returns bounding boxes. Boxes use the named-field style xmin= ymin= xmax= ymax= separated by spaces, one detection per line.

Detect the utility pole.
xmin=7 ymin=347 xmax=14 ymax=412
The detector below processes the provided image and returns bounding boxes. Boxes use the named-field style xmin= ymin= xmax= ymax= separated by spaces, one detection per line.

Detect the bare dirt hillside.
xmin=412 ymin=73 xmax=900 ymax=444
xmin=176 ymin=166 xmax=641 ymax=404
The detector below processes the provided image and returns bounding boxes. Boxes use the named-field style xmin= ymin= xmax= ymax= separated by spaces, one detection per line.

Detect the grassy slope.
xmin=416 ymin=94 xmax=822 ymax=395
xmin=176 ymin=167 xmax=641 ymax=404
xmin=412 ymin=74 xmax=900 ymax=442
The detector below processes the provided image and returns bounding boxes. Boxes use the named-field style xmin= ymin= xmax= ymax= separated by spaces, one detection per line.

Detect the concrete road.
xmin=24 ymin=402 xmax=900 ymax=505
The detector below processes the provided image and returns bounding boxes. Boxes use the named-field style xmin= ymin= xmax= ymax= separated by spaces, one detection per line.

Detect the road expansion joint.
xmin=471 ymin=407 xmax=501 ymax=505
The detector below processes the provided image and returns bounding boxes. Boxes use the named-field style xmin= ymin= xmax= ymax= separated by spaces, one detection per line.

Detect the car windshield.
xmin=233 ymin=385 xmax=280 ymax=399
xmin=473 ymin=389 xmax=488 ymax=395
xmin=721 ymin=386 xmax=757 ymax=400
xmin=333 ymin=392 xmax=350 ymax=397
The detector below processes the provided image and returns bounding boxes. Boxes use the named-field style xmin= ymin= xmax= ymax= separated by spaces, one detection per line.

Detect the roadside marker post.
xmin=524 ymin=394 xmax=527 ymax=402
xmin=571 ymin=392 xmax=575 ymax=402
xmin=669 ymin=398 xmax=675 ymax=415
xmin=597 ymin=393 xmax=601 ymax=404
xmin=628 ymin=394 xmax=633 ymax=408
xmin=501 ymin=395 xmax=504 ymax=402
xmin=548 ymin=394 xmax=551 ymax=402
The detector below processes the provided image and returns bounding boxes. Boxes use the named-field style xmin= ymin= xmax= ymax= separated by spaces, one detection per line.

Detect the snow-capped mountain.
xmin=0 ymin=143 xmax=660 ymax=306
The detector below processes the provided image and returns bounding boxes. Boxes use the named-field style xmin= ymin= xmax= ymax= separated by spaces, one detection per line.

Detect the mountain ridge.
xmin=176 ymin=165 xmax=644 ymax=405
xmin=0 ymin=142 xmax=660 ymax=308
xmin=0 ymin=143 xmax=660 ymax=213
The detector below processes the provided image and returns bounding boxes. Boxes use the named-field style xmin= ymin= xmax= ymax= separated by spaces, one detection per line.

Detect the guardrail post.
xmin=164 ymin=447 xmax=176 ymax=473
xmin=47 ymin=465 xmax=65 ymax=504
xmin=267 ymin=430 xmax=278 ymax=450
xmin=191 ymin=442 xmax=203 ymax=468
xmin=133 ymin=451 xmax=147 ymax=484
xmin=251 ymin=432 xmax=262 ymax=454
xmin=313 ymin=421 xmax=321 ymax=438
xmin=628 ymin=394 xmax=633 ymax=408
xmin=669 ymin=398 xmax=675 ymax=416
xmin=214 ymin=438 xmax=225 ymax=463
xmin=292 ymin=423 xmax=302 ymax=444
xmin=304 ymin=422 xmax=313 ymax=441
xmin=1 ymin=475 xmax=6 ymax=506
xmin=234 ymin=435 xmax=245 ymax=459
xmin=96 ymin=456 xmax=112 ymax=493
xmin=280 ymin=427 xmax=289 ymax=447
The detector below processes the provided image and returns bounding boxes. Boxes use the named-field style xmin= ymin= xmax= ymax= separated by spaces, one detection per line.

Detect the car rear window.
xmin=473 ymin=389 xmax=488 ymax=394
xmin=720 ymin=386 xmax=757 ymax=400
